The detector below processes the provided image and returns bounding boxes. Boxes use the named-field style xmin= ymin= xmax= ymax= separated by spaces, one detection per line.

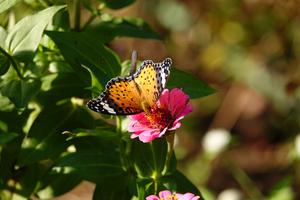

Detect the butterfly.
xmin=87 ymin=58 xmax=172 ymax=115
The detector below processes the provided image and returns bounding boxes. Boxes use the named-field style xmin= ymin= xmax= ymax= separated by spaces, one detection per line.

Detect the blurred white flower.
xmin=295 ymin=134 xmax=300 ymax=157
xmin=202 ymin=128 xmax=231 ymax=154
xmin=217 ymin=188 xmax=243 ymax=200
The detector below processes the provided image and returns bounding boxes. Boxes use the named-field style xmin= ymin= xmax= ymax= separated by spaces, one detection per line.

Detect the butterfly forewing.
xmin=87 ymin=58 xmax=172 ymax=115
xmin=87 ymin=76 xmax=143 ymax=115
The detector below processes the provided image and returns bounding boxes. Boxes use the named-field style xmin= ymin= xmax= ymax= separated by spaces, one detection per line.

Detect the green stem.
xmin=223 ymin=151 xmax=265 ymax=200
xmin=39 ymin=0 xmax=51 ymax=7
xmin=0 ymin=47 xmax=23 ymax=79
xmin=163 ymin=132 xmax=175 ymax=175
xmin=82 ymin=14 xmax=96 ymax=31
xmin=116 ymin=116 xmax=129 ymax=170
xmin=74 ymin=0 xmax=81 ymax=32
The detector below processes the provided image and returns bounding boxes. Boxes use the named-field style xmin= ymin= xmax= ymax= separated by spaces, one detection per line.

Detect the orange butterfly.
xmin=87 ymin=58 xmax=172 ymax=115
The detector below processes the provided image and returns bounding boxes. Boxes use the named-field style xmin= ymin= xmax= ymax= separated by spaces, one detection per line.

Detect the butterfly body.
xmin=87 ymin=58 xmax=172 ymax=115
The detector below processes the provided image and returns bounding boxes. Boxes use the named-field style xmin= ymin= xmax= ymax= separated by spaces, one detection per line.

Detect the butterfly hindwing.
xmin=87 ymin=58 xmax=172 ymax=115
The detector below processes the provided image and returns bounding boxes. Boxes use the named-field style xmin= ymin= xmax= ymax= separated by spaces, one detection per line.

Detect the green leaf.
xmin=68 ymin=128 xmax=119 ymax=143
xmin=0 ymin=132 xmax=18 ymax=145
xmin=85 ymin=17 xmax=162 ymax=43
xmin=17 ymin=101 xmax=76 ymax=167
xmin=36 ymin=174 xmax=82 ymax=199
xmin=134 ymin=137 xmax=168 ymax=178
xmin=37 ymin=72 xmax=88 ymax=104
xmin=0 ymin=52 xmax=10 ymax=76
xmin=81 ymin=59 xmax=112 ymax=98
xmin=165 ymin=170 xmax=203 ymax=198
xmin=93 ymin=185 xmax=132 ymax=200
xmin=1 ymin=77 xmax=42 ymax=113
xmin=5 ymin=4 xmax=66 ymax=62
xmin=0 ymin=26 xmax=7 ymax=48
xmin=8 ymin=163 xmax=42 ymax=199
xmin=51 ymin=149 xmax=127 ymax=184
xmin=167 ymin=68 xmax=216 ymax=99
xmin=0 ymin=0 xmax=23 ymax=14
xmin=45 ymin=31 xmax=121 ymax=85
xmin=268 ymin=176 xmax=295 ymax=200
xmin=136 ymin=177 xmax=176 ymax=200
xmin=100 ymin=0 xmax=136 ymax=10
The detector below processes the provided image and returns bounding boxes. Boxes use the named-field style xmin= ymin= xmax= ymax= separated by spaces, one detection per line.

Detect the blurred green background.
xmin=2 ymin=0 xmax=300 ymax=199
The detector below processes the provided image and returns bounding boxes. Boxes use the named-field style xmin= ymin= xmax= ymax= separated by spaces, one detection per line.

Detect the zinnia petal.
xmin=169 ymin=122 xmax=181 ymax=131
xmin=174 ymin=105 xmax=194 ymax=123
xmin=158 ymin=127 xmax=168 ymax=137
xmin=159 ymin=190 xmax=173 ymax=199
xmin=146 ymin=195 xmax=159 ymax=200
xmin=169 ymin=89 xmax=190 ymax=116
xmin=139 ymin=129 xmax=160 ymax=143
xmin=127 ymin=113 xmax=146 ymax=121
xmin=157 ymin=89 xmax=169 ymax=106
xmin=127 ymin=121 xmax=150 ymax=132
xmin=178 ymin=193 xmax=197 ymax=200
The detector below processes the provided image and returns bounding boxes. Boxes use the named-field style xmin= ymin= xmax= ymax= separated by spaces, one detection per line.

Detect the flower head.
xmin=146 ymin=190 xmax=200 ymax=200
xmin=127 ymin=88 xmax=193 ymax=143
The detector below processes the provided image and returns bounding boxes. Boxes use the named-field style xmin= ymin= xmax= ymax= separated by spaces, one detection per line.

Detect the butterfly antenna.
xmin=129 ymin=50 xmax=138 ymax=76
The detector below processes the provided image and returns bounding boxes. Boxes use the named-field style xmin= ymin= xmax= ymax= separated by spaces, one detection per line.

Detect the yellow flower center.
xmin=159 ymin=195 xmax=180 ymax=200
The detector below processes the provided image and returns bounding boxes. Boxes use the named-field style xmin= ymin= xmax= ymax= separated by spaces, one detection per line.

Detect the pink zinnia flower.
xmin=146 ymin=190 xmax=200 ymax=200
xmin=127 ymin=88 xmax=193 ymax=143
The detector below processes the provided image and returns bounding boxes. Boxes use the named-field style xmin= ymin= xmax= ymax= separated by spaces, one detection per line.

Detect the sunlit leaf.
xmin=0 ymin=26 xmax=7 ymax=48
xmin=5 ymin=4 xmax=66 ymax=62
xmin=0 ymin=0 xmax=23 ymax=14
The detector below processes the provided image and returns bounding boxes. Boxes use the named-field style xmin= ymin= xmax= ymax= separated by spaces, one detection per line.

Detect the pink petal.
xmin=169 ymin=89 xmax=190 ymax=116
xmin=169 ymin=122 xmax=181 ymax=131
xmin=139 ymin=129 xmax=160 ymax=143
xmin=179 ymin=193 xmax=196 ymax=200
xmin=192 ymin=196 xmax=200 ymax=200
xmin=174 ymin=105 xmax=194 ymax=123
xmin=175 ymin=193 xmax=183 ymax=198
xmin=146 ymin=195 xmax=159 ymax=200
xmin=159 ymin=190 xmax=172 ymax=199
xmin=157 ymin=89 xmax=170 ymax=106
xmin=130 ymin=131 xmax=143 ymax=139
xmin=127 ymin=113 xmax=145 ymax=121
xmin=127 ymin=121 xmax=149 ymax=132
xmin=158 ymin=127 xmax=168 ymax=137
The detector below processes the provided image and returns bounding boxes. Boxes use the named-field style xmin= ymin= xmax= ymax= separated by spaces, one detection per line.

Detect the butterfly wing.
xmin=134 ymin=58 xmax=172 ymax=108
xmin=87 ymin=75 xmax=144 ymax=115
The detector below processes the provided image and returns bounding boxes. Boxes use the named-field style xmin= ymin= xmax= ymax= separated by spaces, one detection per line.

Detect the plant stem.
xmin=116 ymin=116 xmax=129 ymax=170
xmin=223 ymin=151 xmax=265 ymax=200
xmin=82 ymin=14 xmax=96 ymax=31
xmin=0 ymin=47 xmax=23 ymax=79
xmin=163 ymin=131 xmax=175 ymax=175
xmin=74 ymin=0 xmax=81 ymax=32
